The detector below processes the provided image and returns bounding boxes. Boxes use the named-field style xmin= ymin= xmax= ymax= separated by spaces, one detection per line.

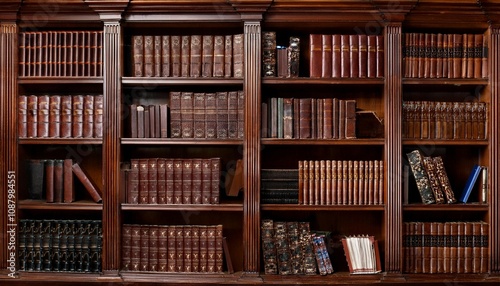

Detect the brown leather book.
xmin=452 ymin=34 xmax=463 ymax=79
xmin=331 ymin=98 xmax=339 ymax=139
xmin=181 ymin=35 xmax=191 ymax=77
xmin=443 ymin=34 xmax=451 ymax=78
xmin=269 ymin=98 xmax=277 ymax=138
xmin=159 ymin=103 xmax=169 ymax=138
xmin=436 ymin=33 xmax=443 ymax=78
xmin=430 ymin=33 xmax=437 ymax=78
xmin=373 ymin=160 xmax=379 ymax=205
xmin=338 ymin=99 xmax=345 ymax=139
xmin=449 ymin=222 xmax=459 ymax=273
xmin=40 ymin=32 xmax=48 ymax=77
xmin=298 ymin=161 xmax=304 ymax=204
xmin=181 ymin=226 xmax=192 ymax=272
xmin=93 ymin=95 xmax=103 ymax=138
xmin=60 ymin=95 xmax=72 ymax=138
xmin=473 ymin=34 xmax=483 ymax=79
xmin=413 ymin=101 xmax=421 ymax=139
xmin=466 ymin=34 xmax=475 ymax=78
xmin=202 ymin=35 xmax=214 ymax=78
xmin=201 ymin=159 xmax=212 ymax=205
xmin=157 ymin=226 xmax=168 ymax=271
xmin=358 ymin=35 xmax=367 ymax=78
xmin=175 ymin=226 xmax=185 ymax=272
xmin=262 ymin=31 xmax=276 ymax=78
xmin=96 ymin=31 xmax=103 ymax=76
xmin=322 ymin=98 xmax=333 ymax=139
xmin=18 ymin=95 xmax=28 ymax=138
xmin=340 ymin=35 xmax=350 ymax=78
xmin=165 ymin=159 xmax=174 ymax=204
xmin=444 ymin=102 xmax=454 ymax=139
xmin=276 ymin=47 xmax=287 ymax=78
xmin=368 ymin=160 xmax=375 ymax=205
xmin=161 ymin=35 xmax=171 ymax=77
xmin=167 ymin=225 xmax=176 ymax=272
xmin=47 ymin=95 xmax=61 ymax=138
xmin=139 ymin=226 xmax=149 ymax=271
xmin=314 ymin=160 xmax=320 ymax=205
xmin=345 ymin=99 xmax=356 ymax=139
xmin=216 ymin=91 xmax=228 ymax=139
xmin=169 ymin=91 xmax=182 ymax=138
xmin=316 ymin=99 xmax=323 ymax=139
xmin=331 ymin=34 xmax=341 ymax=78
xmin=127 ymin=159 xmax=139 ymax=204
xmin=173 ymin=159 xmax=183 ymax=204
xmin=480 ymin=222 xmax=489 ymax=273
xmin=283 ymin=98 xmax=293 ymax=139
xmin=452 ymin=102 xmax=461 ymax=139
xmin=481 ymin=35 xmax=488 ymax=79
xmin=422 ymin=156 xmax=445 ymax=204
xmin=138 ymin=158 xmax=149 ymax=204
xmin=148 ymin=158 xmax=158 ymax=204
xmin=45 ymin=160 xmax=55 ymax=203
xmin=213 ymin=35 xmax=225 ymax=77
xmin=154 ymin=35 xmax=162 ymax=77
xmin=299 ymin=98 xmax=312 ymax=139
xmin=471 ymin=222 xmax=481 ymax=273
xmin=54 ymin=160 xmax=64 ymax=203
xmin=191 ymin=159 xmax=202 ymax=204
xmin=215 ymin=225 xmax=223 ymax=273
xmin=182 ymin=159 xmax=193 ymax=204
xmin=409 ymin=33 xmax=417 ymax=78
xmin=143 ymin=35 xmax=154 ymax=77
xmin=461 ymin=34 xmax=468 ymax=79
xmin=136 ymin=35 xmax=147 ymax=78
xmin=433 ymin=102 xmax=443 ymax=139
xmin=261 ymin=102 xmax=268 ymax=138
xmin=321 ymin=34 xmax=332 ymax=78
xmin=325 ymin=160 xmax=332 ymax=205
xmin=211 ymin=158 xmax=220 ymax=204
xmin=149 ymin=104 xmax=158 ymax=138
xmin=416 ymin=33 xmax=425 ymax=78
xmin=463 ymin=222 xmax=473 ymax=273
xmin=136 ymin=105 xmax=145 ymax=138
xmin=302 ymin=160 xmax=309 ymax=204
xmin=308 ymin=34 xmax=321 ymax=78
xmin=376 ymin=35 xmax=384 ymax=78
xmin=192 ymin=93 xmax=205 ymax=139
xmin=477 ymin=102 xmax=487 ymax=140
xmin=82 ymin=95 xmax=94 ymax=138
xmin=358 ymin=161 xmax=365 ymax=205
xmin=224 ymin=35 xmax=233 ymax=78
xmin=190 ymin=35 xmax=202 ymax=77
xmin=340 ymin=160 xmax=348 ymax=205
xmin=148 ymin=226 xmax=159 ymax=271
xmin=19 ymin=32 xmax=27 ymax=77
xmin=63 ymin=158 xmax=74 ymax=203
xmin=199 ymin=226 xmax=208 ymax=272
xmin=171 ymin=35 xmax=181 ymax=77
xmin=228 ymin=91 xmax=239 ymax=139
xmin=205 ymin=93 xmax=217 ymax=139
xmin=72 ymin=162 xmax=102 ymax=203
xmin=420 ymin=101 xmax=430 ymax=139
xmin=237 ymin=90 xmax=245 ymax=139
xmin=233 ymin=34 xmax=244 ymax=78
xmin=207 ymin=226 xmax=216 ymax=272
xmin=122 ymin=225 xmax=132 ymax=271
xmin=72 ymin=95 xmax=84 ymax=138
xmin=422 ymin=222 xmax=431 ymax=273
xmin=37 ymin=95 xmax=49 ymax=138
xmin=156 ymin=159 xmax=166 ymax=204
xmin=464 ymin=102 xmax=473 ymax=139
xmin=423 ymin=33 xmax=431 ymax=78
xmin=130 ymin=225 xmax=141 ymax=271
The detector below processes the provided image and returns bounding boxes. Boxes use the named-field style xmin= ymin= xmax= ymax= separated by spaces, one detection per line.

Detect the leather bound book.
xmin=430 ymin=33 xmax=438 ymax=78
xmin=96 ymin=31 xmax=103 ymax=76
xmin=167 ymin=226 xmax=176 ymax=272
xmin=444 ymin=102 xmax=454 ymax=140
xmin=207 ymin=226 xmax=216 ymax=273
xmin=144 ymin=104 xmax=150 ymax=138
xmin=466 ymin=34 xmax=475 ymax=78
xmin=473 ymin=34 xmax=483 ymax=79
xmin=358 ymin=161 xmax=365 ymax=205
xmin=54 ymin=160 xmax=64 ymax=203
xmin=340 ymin=35 xmax=350 ymax=78
xmin=201 ymin=159 xmax=212 ymax=205
xmin=45 ymin=160 xmax=55 ymax=203
xmin=135 ymin=105 xmax=144 ymax=137
xmin=367 ymin=35 xmax=377 ymax=78
xmin=335 ymin=160 xmax=342 ymax=204
xmin=368 ymin=160 xmax=374 ymax=205
xmin=173 ymin=159 xmax=183 ymax=204
xmin=452 ymin=102 xmax=461 ymax=139
xmin=160 ymin=103 xmax=169 ymax=138
xmin=19 ymin=33 xmax=27 ymax=77
xmin=175 ymin=226 xmax=184 ymax=272
xmin=157 ymin=227 xmax=168 ymax=272
xmin=277 ymin=46 xmax=288 ymax=78
xmin=261 ymin=102 xmax=268 ymax=138
xmin=372 ymin=160 xmax=379 ymax=205
xmin=436 ymin=33 xmax=443 ymax=78
xmin=18 ymin=95 xmax=28 ymax=138
xmin=228 ymin=91 xmax=239 ymax=139
xmin=299 ymin=98 xmax=312 ymax=139
xmin=269 ymin=98 xmax=277 ymax=138
xmin=199 ymin=226 xmax=208 ymax=272
xmin=183 ymin=226 xmax=192 ymax=272
xmin=205 ymin=93 xmax=217 ymax=139
xmin=325 ymin=160 xmax=332 ymax=205
xmin=331 ymin=98 xmax=339 ymax=139
xmin=237 ymin=90 xmax=245 ymax=139
xmin=72 ymin=95 xmax=84 ymax=138
xmin=139 ymin=226 xmax=149 ymax=271
xmin=82 ymin=95 xmax=94 ymax=138
xmin=37 ymin=95 xmax=49 ymax=138
xmin=417 ymin=33 xmax=425 ymax=78
xmin=314 ymin=160 xmax=320 ymax=204
xmin=292 ymin=98 xmax=300 ymax=139
xmin=224 ymin=35 xmax=233 ymax=78
xmin=358 ymin=35 xmax=367 ymax=78
xmin=433 ymin=157 xmax=456 ymax=204
xmin=376 ymin=35 xmax=384 ymax=78
xmin=412 ymin=101 xmax=421 ymax=139
xmin=193 ymin=93 xmax=206 ymax=139
xmin=316 ymin=99 xmax=323 ymax=139
xmin=213 ymin=35 xmax=225 ymax=77
xmin=422 ymin=157 xmax=445 ymax=204
xmin=171 ymin=35 xmax=181 ymax=77
xmin=338 ymin=99 xmax=345 ymax=139
xmin=165 ymin=159 xmax=174 ymax=204
xmin=434 ymin=102 xmax=443 ymax=139
xmin=211 ymin=158 xmax=221 ymax=204
xmin=157 ymin=159 xmax=167 ymax=204
xmin=60 ymin=96 xmax=72 ymax=138
xmin=321 ymin=34 xmax=332 ymax=78
xmin=463 ymin=102 xmax=472 ymax=139
xmin=481 ymin=35 xmax=488 ymax=79
xmin=428 ymin=101 xmax=436 ymax=139
xmin=283 ymin=98 xmax=293 ymax=139
xmin=154 ymin=35 xmax=162 ymax=77
xmin=288 ymin=36 xmax=300 ymax=78
xmin=93 ymin=95 xmax=103 ymax=138
xmin=331 ymin=34 xmax=341 ymax=78
xmin=215 ymin=225 xmax=223 ymax=273
xmin=443 ymin=34 xmax=450 ymax=78
xmin=216 ymin=92 xmax=229 ymax=139
xmin=477 ymin=102 xmax=487 ymax=140
xmin=420 ymin=101 xmax=430 ymax=139
xmin=48 ymin=95 xmax=61 ymax=138
xmin=345 ymin=99 xmax=357 ymax=139
xmin=298 ymin=161 xmax=304 ymax=204
xmin=423 ymin=33 xmax=431 ymax=78
xmin=72 ymin=162 xmax=102 ymax=203
xmin=341 ymin=160 xmax=348 ymax=205
xmin=143 ymin=35 xmax=154 ymax=77
xmin=130 ymin=225 xmax=141 ymax=271
xmin=452 ymin=34 xmax=463 ymax=79
xmin=122 ymin=226 xmax=132 ymax=271
xmin=302 ymin=160 xmax=309 ymax=204
xmin=182 ymin=160 xmax=193 ymax=204
xmin=409 ymin=33 xmax=417 ymax=78
xmin=378 ymin=160 xmax=384 ymax=204
xmin=461 ymin=34 xmax=468 ymax=79
xmin=148 ymin=226 xmax=159 ymax=271
xmin=233 ymin=34 xmax=244 ymax=78
xmin=407 ymin=150 xmax=435 ymax=204
xmin=262 ymin=31 xmax=276 ymax=77
xmin=63 ymin=158 xmax=75 ymax=203
xmin=480 ymin=222 xmax=488 ymax=273
xmin=181 ymin=92 xmax=194 ymax=138
xmin=148 ymin=158 xmax=158 ymax=204
xmin=169 ymin=91 xmax=182 ymax=138
xmin=190 ymin=35 xmax=202 ymax=77
xmin=202 ymin=35 xmax=214 ymax=78
xmin=349 ymin=35 xmax=359 ymax=78
xmin=127 ymin=159 xmax=140 ymax=204
xmin=161 ymin=35 xmax=171 ymax=77
xmin=464 ymin=222 xmax=473 ymax=273
xmin=129 ymin=107 xmax=138 ymax=139
xmin=191 ymin=159 xmax=202 ymax=204
xmin=138 ymin=158 xmax=149 ymax=204
xmin=471 ymin=222 xmax=481 ymax=273
xmin=321 ymin=98 xmax=332 ymax=139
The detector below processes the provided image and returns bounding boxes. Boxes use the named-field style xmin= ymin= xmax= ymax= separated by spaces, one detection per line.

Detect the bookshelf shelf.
xmin=261 ymin=138 xmax=384 ymax=146
xmin=121 ymin=138 xmax=243 ymax=146
xmin=119 ymin=271 xmax=241 ymax=284
xmin=18 ymin=199 xmax=103 ymax=211
xmin=19 ymin=138 xmax=103 ymax=145
xmin=121 ymin=203 xmax=243 ymax=212
xmin=402 ymin=78 xmax=489 ymax=86
xmin=262 ymin=78 xmax=385 ymax=85
xmin=18 ymin=77 xmax=104 ymax=84
xmin=122 ymin=77 xmax=244 ymax=86
xmin=260 ymin=204 xmax=384 ymax=211
xmin=403 ymin=203 xmax=489 ymax=212
xmin=402 ymin=139 xmax=489 ymax=146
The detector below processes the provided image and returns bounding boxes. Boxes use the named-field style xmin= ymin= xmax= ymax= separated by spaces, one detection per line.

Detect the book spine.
xmin=63 ymin=158 xmax=74 ymax=203
xmin=262 ymin=31 xmax=276 ymax=77
xmin=138 ymin=159 xmax=149 ymax=204
xmin=169 ymin=91 xmax=181 ymax=138
xmin=171 ymin=36 xmax=181 ymax=77
xmin=82 ymin=95 xmax=94 ymax=138
xmin=233 ymin=34 xmax=244 ymax=78
xmin=181 ymin=92 xmax=194 ymax=138
xmin=213 ymin=35 xmax=225 ymax=77
xmin=173 ymin=159 xmax=183 ymax=204
xmin=18 ymin=95 xmax=28 ymax=138
xmin=182 ymin=160 xmax=193 ymax=204
xmin=288 ymin=37 xmax=300 ymax=78
xmin=37 ymin=95 xmax=49 ymax=138
xmin=216 ymin=91 xmax=228 ymax=139
xmin=154 ymin=35 xmax=162 ymax=77
xmin=190 ymin=35 xmax=202 ymax=77
xmin=407 ymin=149 xmax=436 ymax=204
xmin=224 ymin=35 xmax=233 ymax=78
xmin=161 ymin=35 xmax=171 ymax=77
xmin=143 ymin=35 xmax=154 ymax=77
xmin=148 ymin=158 xmax=158 ymax=204
xmin=211 ymin=158 xmax=220 ymax=204
xmin=165 ymin=159 xmax=174 ymax=204
xmin=228 ymin=91 xmax=239 ymax=139
xmin=127 ymin=159 xmax=140 ymax=204
xmin=349 ymin=34 xmax=359 ymax=78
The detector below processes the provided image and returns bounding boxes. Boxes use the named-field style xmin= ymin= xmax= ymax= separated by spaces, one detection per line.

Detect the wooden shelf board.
xmin=262 ymin=138 xmax=384 ymax=145
xmin=403 ymin=139 xmax=488 ymax=146
xmin=121 ymin=138 xmax=243 ymax=145
xmin=18 ymin=77 xmax=104 ymax=84
xmin=403 ymin=203 xmax=489 ymax=211
xmin=121 ymin=203 xmax=243 ymax=211
xmin=403 ymin=78 xmax=489 ymax=85
xmin=122 ymin=77 xmax=244 ymax=85
xmin=261 ymin=204 xmax=384 ymax=211
xmin=18 ymin=200 xmax=103 ymax=211
xmin=19 ymin=138 xmax=103 ymax=145
xmin=261 ymin=272 xmax=383 ymax=284
xmin=262 ymin=77 xmax=385 ymax=85
xmin=120 ymin=271 xmax=242 ymax=283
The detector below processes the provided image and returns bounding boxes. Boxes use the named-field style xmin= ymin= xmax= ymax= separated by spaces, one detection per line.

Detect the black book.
xmin=28 ymin=159 xmax=46 ymax=200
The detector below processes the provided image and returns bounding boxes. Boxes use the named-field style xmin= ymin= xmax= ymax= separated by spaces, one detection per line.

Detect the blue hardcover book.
xmin=459 ymin=165 xmax=482 ymax=203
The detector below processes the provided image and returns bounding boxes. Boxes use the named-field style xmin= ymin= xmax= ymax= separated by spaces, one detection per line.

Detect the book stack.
xmin=26 ymin=159 xmax=102 ymax=203
xmin=132 ymin=34 xmax=243 ymax=78
xmin=260 ymin=219 xmax=321 ymax=275
xmin=18 ymin=219 xmax=102 ymax=273
xmin=169 ymin=91 xmax=244 ymax=139
xmin=403 ymin=33 xmax=487 ymax=79
xmin=262 ymin=98 xmax=356 ymax=139
xmin=403 ymin=221 xmax=489 ymax=274
xmin=129 ymin=104 xmax=169 ymax=138
xmin=19 ymin=94 xmax=104 ymax=139
xmin=406 ymin=150 xmax=456 ymax=205
xmin=262 ymin=32 xmax=300 ymax=78
xmin=342 ymin=235 xmax=382 ymax=274
xmin=124 ymin=158 xmax=221 ymax=205
xmin=402 ymin=101 xmax=488 ymax=140
xmin=121 ymin=224 xmax=224 ymax=273
xmin=260 ymin=169 xmax=299 ymax=204
xmin=309 ymin=34 xmax=384 ymax=78
xmin=19 ymin=31 xmax=103 ymax=77
xmin=298 ymin=160 xmax=384 ymax=205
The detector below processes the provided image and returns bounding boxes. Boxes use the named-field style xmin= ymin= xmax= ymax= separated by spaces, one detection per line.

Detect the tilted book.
xmin=407 ymin=150 xmax=436 ymax=204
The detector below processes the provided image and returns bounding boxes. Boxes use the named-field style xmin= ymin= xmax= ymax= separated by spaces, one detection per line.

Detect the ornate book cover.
xmin=406 ymin=149 xmax=436 ymax=204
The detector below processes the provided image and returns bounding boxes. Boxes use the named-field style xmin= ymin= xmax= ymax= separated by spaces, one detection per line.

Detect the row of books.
xmin=262 ymin=98 xmax=356 ymax=139
xmin=122 ymin=224 xmax=224 ymax=273
xmin=402 ymin=101 xmax=488 ymax=140
xmin=342 ymin=235 xmax=382 ymax=274
xmin=18 ymin=219 xmax=102 ymax=273
xmin=406 ymin=150 xmax=456 ymax=205
xmin=129 ymin=104 xmax=169 ymax=138
xmin=261 ymin=169 xmax=299 ymax=204
xmin=298 ymin=160 xmax=384 ymax=206
xmin=19 ymin=31 xmax=103 ymax=77
xmin=403 ymin=33 xmax=487 ymax=79
xmin=124 ymin=158 xmax=221 ymax=205
xmin=262 ymin=32 xmax=300 ymax=78
xmin=170 ymin=91 xmax=244 ymax=139
xmin=261 ymin=219 xmax=331 ymax=275
xmin=132 ymin=34 xmax=243 ymax=78
xmin=19 ymin=94 xmax=103 ymax=139
xmin=310 ymin=34 xmax=384 ymax=78
xmin=403 ymin=221 xmax=489 ymax=274
xmin=26 ymin=159 xmax=102 ymax=203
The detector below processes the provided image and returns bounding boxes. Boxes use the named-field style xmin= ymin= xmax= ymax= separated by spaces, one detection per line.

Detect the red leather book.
xmin=299 ymin=98 xmax=312 ymax=139
xmin=143 ymin=36 xmax=154 ymax=77
xmin=122 ymin=225 xmax=132 ymax=270
xmin=237 ymin=90 xmax=244 ymax=139
xmin=157 ymin=226 xmax=168 ymax=272
xmin=148 ymin=226 xmax=159 ymax=271
xmin=190 ymin=35 xmax=202 ymax=77
xmin=156 ymin=159 xmax=166 ymax=204
xmin=160 ymin=103 xmax=169 ymax=138
xmin=127 ymin=159 xmax=140 ymax=204
xmin=202 ymin=159 xmax=212 ymax=205
xmin=130 ymin=225 xmax=141 ymax=271
xmin=423 ymin=33 xmax=431 ymax=78
xmin=474 ymin=34 xmax=483 ymax=79
xmin=165 ymin=159 xmax=174 ymax=204
xmin=169 ymin=91 xmax=182 ymax=138
xmin=183 ymin=226 xmax=192 ymax=272
xmin=173 ymin=159 xmax=183 ymax=204
xmin=132 ymin=36 xmax=143 ymax=77
xmin=37 ymin=95 xmax=49 ymax=138
xmin=202 ymin=35 xmax=214 ymax=78
xmin=376 ymin=35 xmax=384 ymax=78
xmin=319 ymin=160 xmax=326 ymax=205
xmin=436 ymin=33 xmax=443 ymax=78
xmin=211 ymin=158 xmax=220 ymax=204
xmin=213 ymin=35 xmax=224 ymax=77
xmin=148 ymin=158 xmax=158 ymax=204
xmin=215 ymin=225 xmax=223 ymax=273
xmin=316 ymin=98 xmax=323 ymax=139
xmin=181 ymin=35 xmax=191 ymax=77
xmin=180 ymin=92 xmax=194 ymax=138
xmin=191 ymin=159 xmax=202 ymax=204
xmin=345 ymin=99 xmax=356 ymax=139
xmin=309 ymin=160 xmax=315 ymax=205
xmin=216 ymin=91 xmax=228 ymax=139
xmin=466 ymin=34 xmax=475 ymax=78
xmin=198 ymin=226 xmax=208 ymax=272
xmin=139 ymin=226 xmax=149 ymax=271
xmin=72 ymin=162 xmax=102 ymax=203
xmin=136 ymin=105 xmax=145 ymax=138
xmin=171 ymin=35 xmax=181 ymax=77
xmin=228 ymin=91 xmax=239 ymax=139
xmin=45 ymin=160 xmax=55 ymax=203
xmin=93 ymin=95 xmax=103 ymax=138
xmin=283 ymin=97 xmax=293 ymax=139
xmin=314 ymin=161 xmax=320 ymax=204
xmin=224 ymin=35 xmax=233 ymax=78
xmin=175 ymin=226 xmax=185 ymax=272
xmin=138 ymin=158 xmax=149 ymax=204
xmin=358 ymin=34 xmax=368 ymax=78
xmin=63 ymin=158 xmax=74 ymax=203
xmin=481 ymin=35 xmax=488 ymax=79
xmin=72 ymin=95 xmax=84 ymax=138
xmin=205 ymin=92 xmax=217 ymax=139
xmin=182 ymin=160 xmax=193 ymax=204
xmin=18 ymin=95 xmax=27 ymax=138
xmin=154 ymin=35 xmax=162 ymax=77
xmin=60 ymin=96 xmax=72 ymax=138
xmin=452 ymin=34 xmax=463 ymax=79
xmin=82 ymin=95 xmax=94 ymax=138
xmin=161 ymin=35 xmax=170 ymax=77
xmin=322 ymin=98 xmax=333 ymax=139
xmin=340 ymin=35 xmax=350 ymax=78
xmin=167 ymin=226 xmax=177 ymax=272
xmin=429 ymin=33 xmax=437 ymax=78
xmin=321 ymin=34 xmax=332 ymax=78
xmin=54 ymin=159 xmax=64 ymax=203
xmin=233 ymin=34 xmax=244 ymax=78
xmin=206 ymin=226 xmax=216 ymax=273
xmin=332 ymin=34 xmax=341 ymax=78
xmin=302 ymin=161 xmax=309 ymax=204
xmin=191 ymin=226 xmax=200 ymax=272
xmin=144 ymin=104 xmax=150 ymax=138
xmin=463 ymin=34 xmax=470 ymax=79
xmin=193 ymin=93 xmax=205 ymax=139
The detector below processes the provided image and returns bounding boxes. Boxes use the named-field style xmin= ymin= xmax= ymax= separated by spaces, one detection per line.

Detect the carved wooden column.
xmin=384 ymin=23 xmax=403 ymax=274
